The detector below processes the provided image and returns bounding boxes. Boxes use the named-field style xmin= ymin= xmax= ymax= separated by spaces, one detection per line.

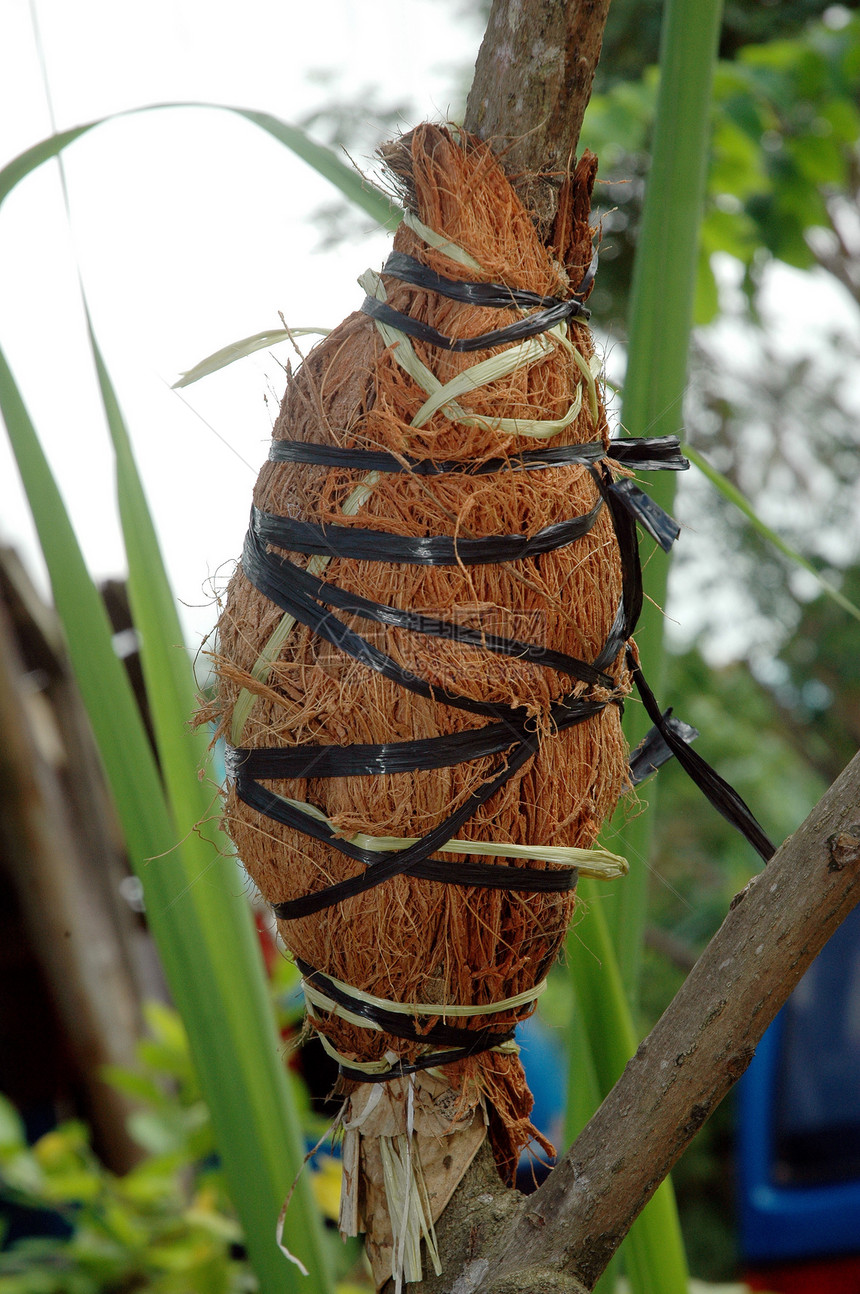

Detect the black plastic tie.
xmin=267 ymin=434 xmax=689 ymax=477
xmin=628 ymin=648 xmax=776 ymax=862
xmin=381 ymin=251 xmax=591 ymax=319
xmin=628 ymin=712 xmax=700 ymax=785
xmin=611 ymin=478 xmax=681 ymax=552
xmin=252 ymin=498 xmax=604 ymax=568
xmin=361 ymin=294 xmax=585 ymax=354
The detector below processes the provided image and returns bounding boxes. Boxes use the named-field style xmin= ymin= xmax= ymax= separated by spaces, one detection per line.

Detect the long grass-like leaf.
xmin=685 ymin=444 xmax=860 ymax=623
xmin=237 ymin=107 xmax=401 ymax=229
xmin=0 ymin=103 xmax=402 ymax=230
xmin=566 ymin=883 xmax=689 ymax=1293
xmin=0 ymin=112 xmax=340 ymax=1293
xmin=90 ymin=327 xmax=333 ymax=1291
xmin=607 ymin=0 xmax=726 ymax=998
xmin=0 ymin=342 xmax=334 ymax=1294
xmin=0 ymin=345 xmax=164 ymax=871
xmin=173 ymin=327 xmax=330 ymax=388
xmin=569 ymin=0 xmax=727 ymax=1289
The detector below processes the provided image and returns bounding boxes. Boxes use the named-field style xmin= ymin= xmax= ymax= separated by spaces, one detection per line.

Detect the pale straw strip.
xmin=401 ymin=210 xmax=483 ymax=270
xmin=311 ymin=1026 xmax=520 ymax=1077
xmin=408 ymin=328 xmax=572 ymax=430
xmin=572 ymin=344 xmax=601 ymax=424
xmin=301 ymin=964 xmax=547 ymax=1020
xmin=260 ymin=790 xmax=629 ymax=881
xmin=359 ymin=268 xmax=589 ymax=438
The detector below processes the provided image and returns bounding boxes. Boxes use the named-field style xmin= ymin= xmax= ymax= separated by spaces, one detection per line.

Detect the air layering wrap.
xmin=210 ymin=124 xmax=693 ymax=1287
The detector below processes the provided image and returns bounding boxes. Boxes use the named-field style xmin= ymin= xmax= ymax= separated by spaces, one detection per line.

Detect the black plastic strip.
xmin=575 ymin=248 xmax=600 ymax=298
xmin=266 ymin=434 xmax=689 ymax=476
xmin=252 ymin=497 xmax=604 ymax=566
xmin=628 ymin=713 xmax=700 ymax=785
xmin=361 ymin=293 xmax=582 ymax=354
xmin=612 ymin=478 xmax=681 ymax=552
xmin=243 ymin=521 xmax=613 ymax=689
xmin=232 ymin=771 xmax=576 ymax=892
xmin=415 ymin=860 xmax=574 ymax=891
xmin=228 ymin=723 xmax=532 ymax=780
xmin=608 ymin=437 xmax=689 ymax=472
xmin=296 ymin=957 xmax=517 ymax=1050
xmin=229 ymin=677 xmax=610 ymax=783
xmin=628 ymin=649 xmax=776 ymax=862
xmin=381 ymin=251 xmax=590 ymax=319
xmin=338 ymin=1044 xmax=498 ymax=1083
xmin=416 ymin=858 xmax=575 ymax=891
xmin=590 ymin=472 xmax=644 ymax=671
xmin=268 ymin=737 xmax=539 ymax=918
xmin=242 ymin=522 xmax=529 ymax=723
xmin=267 ymin=438 xmax=606 ymax=475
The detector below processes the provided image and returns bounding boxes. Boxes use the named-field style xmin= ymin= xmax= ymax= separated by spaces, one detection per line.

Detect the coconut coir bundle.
xmin=211 ymin=123 xmax=633 ymax=1279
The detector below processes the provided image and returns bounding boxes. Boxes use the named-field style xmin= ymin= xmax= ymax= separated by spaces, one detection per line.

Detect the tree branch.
xmin=463 ymin=0 xmax=611 ymax=233
xmin=415 ymin=750 xmax=860 ymax=1291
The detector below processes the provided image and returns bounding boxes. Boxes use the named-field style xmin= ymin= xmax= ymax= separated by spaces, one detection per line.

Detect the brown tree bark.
xmin=412 ymin=750 xmax=860 ymax=1291
xmin=463 ymin=0 xmax=612 ymax=234
xmin=0 ymin=548 xmax=163 ymax=1172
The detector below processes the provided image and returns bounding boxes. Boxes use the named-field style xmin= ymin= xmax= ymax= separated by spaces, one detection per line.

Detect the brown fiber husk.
xmin=210 ymin=124 xmax=631 ymax=1181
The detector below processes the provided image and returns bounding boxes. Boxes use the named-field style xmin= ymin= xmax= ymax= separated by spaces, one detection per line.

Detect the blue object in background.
xmin=516 ymin=1009 xmax=566 ymax=1188
xmin=737 ymin=900 xmax=860 ymax=1263
xmin=519 ymin=1009 xmax=566 ymax=1149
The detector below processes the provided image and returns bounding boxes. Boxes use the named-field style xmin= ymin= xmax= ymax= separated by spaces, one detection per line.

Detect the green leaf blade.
xmin=173 ymin=327 xmax=329 ymax=388
xmin=0 ymin=103 xmax=402 ymax=231
xmin=88 ymin=329 xmax=334 ymax=1292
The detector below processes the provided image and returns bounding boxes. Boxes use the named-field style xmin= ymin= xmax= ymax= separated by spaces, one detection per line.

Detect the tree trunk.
xmin=463 ymin=0 xmax=611 ymax=234
xmin=413 ymin=750 xmax=860 ymax=1291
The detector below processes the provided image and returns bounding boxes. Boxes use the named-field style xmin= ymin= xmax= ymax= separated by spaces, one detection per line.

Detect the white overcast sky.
xmin=0 ymin=0 xmax=482 ymax=648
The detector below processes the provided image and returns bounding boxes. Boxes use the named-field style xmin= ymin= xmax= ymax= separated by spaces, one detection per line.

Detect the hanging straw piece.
xmin=207 ymin=123 xmax=729 ymax=1288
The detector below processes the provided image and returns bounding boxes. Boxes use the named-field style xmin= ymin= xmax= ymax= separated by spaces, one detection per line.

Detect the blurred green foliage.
xmin=596 ymin=0 xmax=860 ymax=86
xmin=0 ymin=1004 xmax=249 ymax=1294
xmin=582 ymin=9 xmax=860 ymax=324
xmin=0 ymin=1001 xmax=370 ymax=1294
xmin=774 ymin=564 xmax=860 ymax=782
